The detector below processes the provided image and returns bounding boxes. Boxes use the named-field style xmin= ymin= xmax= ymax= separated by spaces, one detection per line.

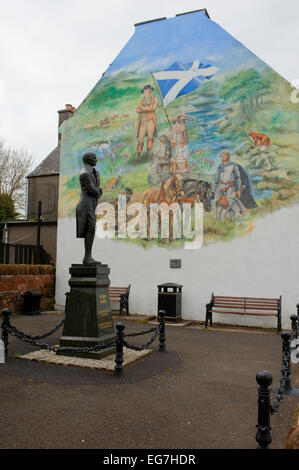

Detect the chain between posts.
xmin=1 ymin=322 xmax=116 ymax=354
xmin=1 ymin=308 xmax=167 ymax=366
xmin=7 ymin=319 xmax=65 ymax=341
xmin=123 ymin=324 xmax=161 ymax=351
xmin=124 ymin=326 xmax=158 ymax=338
xmin=270 ymin=330 xmax=292 ymax=414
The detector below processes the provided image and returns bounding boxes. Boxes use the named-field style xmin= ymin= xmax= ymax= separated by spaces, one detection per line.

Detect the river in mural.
xmin=58 ymin=11 xmax=299 ymax=248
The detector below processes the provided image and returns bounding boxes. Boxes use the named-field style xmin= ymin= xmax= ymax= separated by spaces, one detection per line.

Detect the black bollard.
xmin=256 ymin=370 xmax=273 ymax=449
xmin=281 ymin=330 xmax=292 ymax=392
xmin=158 ymin=309 xmax=166 ymax=352
xmin=1 ymin=308 xmax=11 ymax=361
xmin=272 ymin=330 xmax=299 ymax=398
xmin=290 ymin=315 xmax=298 ymax=340
xmin=297 ymin=303 xmax=299 ymax=317
xmin=114 ymin=322 xmax=125 ymax=377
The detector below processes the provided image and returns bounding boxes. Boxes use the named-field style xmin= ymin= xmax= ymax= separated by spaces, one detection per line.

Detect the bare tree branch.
xmin=0 ymin=137 xmax=33 ymax=216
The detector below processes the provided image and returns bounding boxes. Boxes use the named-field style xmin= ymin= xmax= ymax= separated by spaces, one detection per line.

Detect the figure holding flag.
xmin=136 ymin=84 xmax=159 ymax=160
xmin=135 ymin=60 xmax=218 ymax=162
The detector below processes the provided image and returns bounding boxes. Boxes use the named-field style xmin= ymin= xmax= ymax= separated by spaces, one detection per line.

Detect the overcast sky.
xmin=0 ymin=0 xmax=298 ymax=168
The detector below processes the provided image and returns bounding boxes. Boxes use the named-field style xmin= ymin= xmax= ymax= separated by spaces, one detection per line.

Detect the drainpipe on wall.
xmin=4 ymin=223 xmax=8 ymax=243
xmin=25 ymin=177 xmax=29 ymax=220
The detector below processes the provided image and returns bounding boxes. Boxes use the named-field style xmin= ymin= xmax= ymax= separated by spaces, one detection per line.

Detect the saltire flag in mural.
xmin=152 ymin=60 xmax=219 ymax=107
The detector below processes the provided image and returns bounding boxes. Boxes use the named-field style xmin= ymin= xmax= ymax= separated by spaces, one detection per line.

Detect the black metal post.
xmin=1 ymin=308 xmax=11 ymax=360
xmin=114 ymin=322 xmax=125 ymax=376
xmin=205 ymin=303 xmax=212 ymax=328
xmin=158 ymin=309 xmax=166 ymax=352
xmin=36 ymin=201 xmax=42 ymax=265
xmin=281 ymin=330 xmax=292 ymax=392
xmin=290 ymin=315 xmax=298 ymax=340
xmin=297 ymin=303 xmax=299 ymax=317
xmin=256 ymin=370 xmax=273 ymax=449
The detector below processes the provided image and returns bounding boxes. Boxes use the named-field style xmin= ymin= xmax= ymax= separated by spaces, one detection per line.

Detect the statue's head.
xmin=83 ymin=152 xmax=97 ymax=167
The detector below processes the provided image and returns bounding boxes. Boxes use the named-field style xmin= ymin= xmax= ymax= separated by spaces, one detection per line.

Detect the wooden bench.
xmin=108 ymin=285 xmax=131 ymax=315
xmin=205 ymin=293 xmax=282 ymax=332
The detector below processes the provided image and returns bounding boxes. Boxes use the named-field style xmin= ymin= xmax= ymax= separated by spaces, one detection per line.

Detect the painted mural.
xmin=58 ymin=10 xmax=299 ymax=248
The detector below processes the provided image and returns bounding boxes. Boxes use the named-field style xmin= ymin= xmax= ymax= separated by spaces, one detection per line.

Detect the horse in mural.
xmin=142 ymin=174 xmax=184 ymax=207
xmin=141 ymin=175 xmax=182 ymax=240
xmin=142 ymin=174 xmax=213 ymax=211
xmin=141 ymin=174 xmax=213 ymax=240
xmin=181 ymin=178 xmax=213 ymax=213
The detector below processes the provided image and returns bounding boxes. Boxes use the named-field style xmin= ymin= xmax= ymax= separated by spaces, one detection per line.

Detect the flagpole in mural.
xmin=151 ymin=72 xmax=172 ymax=130
xmin=152 ymin=60 xmax=219 ymax=173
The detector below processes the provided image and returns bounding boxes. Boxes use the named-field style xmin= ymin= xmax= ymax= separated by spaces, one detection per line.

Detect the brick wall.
xmin=0 ymin=264 xmax=55 ymax=313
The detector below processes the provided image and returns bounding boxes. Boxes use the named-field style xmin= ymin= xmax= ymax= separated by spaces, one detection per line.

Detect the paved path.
xmin=0 ymin=312 xmax=298 ymax=449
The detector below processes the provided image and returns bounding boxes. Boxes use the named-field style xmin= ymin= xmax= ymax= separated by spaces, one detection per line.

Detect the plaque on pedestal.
xmin=58 ymin=263 xmax=116 ymax=359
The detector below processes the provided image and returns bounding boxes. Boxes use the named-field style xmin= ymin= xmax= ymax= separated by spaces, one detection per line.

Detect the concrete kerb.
xmin=45 ymin=310 xmax=279 ymax=335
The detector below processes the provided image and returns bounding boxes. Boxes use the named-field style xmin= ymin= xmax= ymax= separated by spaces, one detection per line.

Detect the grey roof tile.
xmin=28 ymin=146 xmax=60 ymax=177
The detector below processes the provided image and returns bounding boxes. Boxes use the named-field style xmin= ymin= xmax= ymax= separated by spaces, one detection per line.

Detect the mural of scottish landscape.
xmin=58 ymin=10 xmax=299 ymax=248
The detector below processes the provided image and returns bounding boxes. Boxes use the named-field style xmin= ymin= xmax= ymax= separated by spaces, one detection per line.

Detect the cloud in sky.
xmin=0 ymin=0 xmax=298 ymax=167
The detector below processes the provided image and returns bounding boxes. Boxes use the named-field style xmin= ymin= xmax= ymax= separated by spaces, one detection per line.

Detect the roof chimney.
xmin=58 ymin=104 xmax=76 ymax=146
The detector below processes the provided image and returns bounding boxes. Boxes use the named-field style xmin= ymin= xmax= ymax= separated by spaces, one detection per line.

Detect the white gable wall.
xmin=55 ymin=204 xmax=299 ymax=330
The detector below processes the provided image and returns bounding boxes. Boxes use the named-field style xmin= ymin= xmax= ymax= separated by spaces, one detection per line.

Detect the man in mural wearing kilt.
xmin=76 ymin=152 xmax=102 ymax=264
xmin=136 ymin=84 xmax=158 ymax=160
xmin=213 ymin=151 xmax=257 ymax=222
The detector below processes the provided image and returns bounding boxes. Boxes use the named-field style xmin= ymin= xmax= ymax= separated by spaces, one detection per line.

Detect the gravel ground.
xmin=0 ymin=312 xmax=298 ymax=450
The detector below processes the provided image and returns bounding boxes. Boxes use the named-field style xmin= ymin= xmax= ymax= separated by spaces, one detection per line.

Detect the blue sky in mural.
xmin=106 ymin=11 xmax=264 ymax=78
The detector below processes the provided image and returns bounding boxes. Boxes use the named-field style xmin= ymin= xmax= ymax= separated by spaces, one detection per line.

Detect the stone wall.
xmin=0 ymin=264 xmax=55 ymax=313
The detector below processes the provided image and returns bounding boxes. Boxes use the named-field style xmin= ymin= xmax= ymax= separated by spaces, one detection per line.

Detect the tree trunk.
xmin=240 ymin=100 xmax=248 ymax=120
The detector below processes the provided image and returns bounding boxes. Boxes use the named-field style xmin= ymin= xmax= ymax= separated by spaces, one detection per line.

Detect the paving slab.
xmin=19 ymin=346 xmax=153 ymax=370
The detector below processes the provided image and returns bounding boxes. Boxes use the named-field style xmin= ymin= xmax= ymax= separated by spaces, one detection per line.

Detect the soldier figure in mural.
xmin=76 ymin=152 xmax=102 ymax=264
xmin=213 ymin=151 xmax=258 ymax=222
xmin=136 ymin=84 xmax=158 ymax=160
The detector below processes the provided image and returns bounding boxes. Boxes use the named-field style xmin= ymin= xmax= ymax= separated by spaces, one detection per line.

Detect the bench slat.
xmin=211 ymin=309 xmax=277 ymax=317
xmin=109 ymin=289 xmax=128 ymax=292
xmin=213 ymin=302 xmax=279 ymax=304
xmin=213 ymin=298 xmax=279 ymax=303
xmin=213 ymin=295 xmax=280 ymax=302
xmin=213 ymin=304 xmax=279 ymax=311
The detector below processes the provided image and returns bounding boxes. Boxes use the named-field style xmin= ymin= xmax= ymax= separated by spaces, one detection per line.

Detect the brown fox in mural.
xmin=248 ymin=131 xmax=271 ymax=148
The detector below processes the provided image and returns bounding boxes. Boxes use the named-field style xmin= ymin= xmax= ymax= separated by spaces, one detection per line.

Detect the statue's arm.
xmin=80 ymin=172 xmax=102 ymax=198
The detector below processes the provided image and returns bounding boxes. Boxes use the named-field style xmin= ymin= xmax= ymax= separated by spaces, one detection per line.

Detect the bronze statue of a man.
xmin=76 ymin=152 xmax=102 ymax=264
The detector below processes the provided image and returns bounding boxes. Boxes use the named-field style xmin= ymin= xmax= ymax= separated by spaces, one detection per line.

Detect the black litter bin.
xmin=157 ymin=282 xmax=182 ymax=322
xmin=22 ymin=290 xmax=42 ymax=316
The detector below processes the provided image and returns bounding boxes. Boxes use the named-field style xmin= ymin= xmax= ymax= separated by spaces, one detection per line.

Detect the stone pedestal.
xmin=58 ymin=263 xmax=116 ymax=359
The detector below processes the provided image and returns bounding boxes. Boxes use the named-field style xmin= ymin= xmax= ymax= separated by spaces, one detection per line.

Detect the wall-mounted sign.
xmin=170 ymin=259 xmax=181 ymax=269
